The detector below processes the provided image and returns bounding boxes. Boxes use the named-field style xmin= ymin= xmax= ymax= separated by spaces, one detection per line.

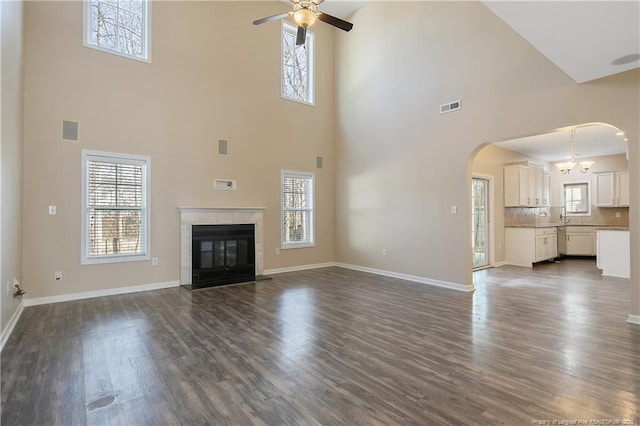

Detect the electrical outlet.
xmin=275 ymin=248 xmax=280 ymax=255
xmin=616 ymin=212 xmax=621 ymax=218
xmin=48 ymin=205 xmax=57 ymax=215
xmin=152 ymin=257 xmax=159 ymax=266
xmin=451 ymin=205 xmax=458 ymax=215
xmin=54 ymin=271 xmax=62 ymax=281
xmin=382 ymin=248 xmax=387 ymax=256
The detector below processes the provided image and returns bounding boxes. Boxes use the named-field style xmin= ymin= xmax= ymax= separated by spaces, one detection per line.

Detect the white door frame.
xmin=472 ymin=173 xmax=495 ymax=268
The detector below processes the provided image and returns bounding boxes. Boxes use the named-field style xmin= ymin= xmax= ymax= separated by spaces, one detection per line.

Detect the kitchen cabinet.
xmin=596 ymin=230 xmax=630 ymax=278
xmin=564 ymin=226 xmax=596 ymax=256
xmin=541 ymin=173 xmax=551 ymax=206
xmin=504 ymin=164 xmax=548 ymax=207
xmin=505 ymin=227 xmax=558 ymax=267
xmin=535 ymin=229 xmax=558 ymax=262
xmin=504 ymin=165 xmax=529 ymax=207
xmin=594 ymin=171 xmax=629 ymax=207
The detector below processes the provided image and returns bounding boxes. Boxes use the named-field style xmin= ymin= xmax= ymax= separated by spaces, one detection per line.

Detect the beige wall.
xmin=472 ymin=145 xmax=548 ymax=264
xmin=22 ymin=1 xmax=336 ymax=299
xmin=335 ymin=1 xmax=639 ymax=315
xmin=1 ymin=0 xmax=24 ymax=334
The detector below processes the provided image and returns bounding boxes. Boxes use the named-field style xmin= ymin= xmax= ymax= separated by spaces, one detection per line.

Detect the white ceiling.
xmin=482 ymin=1 xmax=640 ymax=84
xmin=494 ymin=124 xmax=629 ymax=163
xmin=317 ymin=0 xmax=364 ymax=19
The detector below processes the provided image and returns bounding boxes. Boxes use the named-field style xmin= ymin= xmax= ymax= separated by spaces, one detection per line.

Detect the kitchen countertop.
xmin=506 ymin=224 xmax=628 ymax=230
xmin=505 ymin=223 xmax=564 ymax=228
xmin=595 ymin=226 xmax=629 ymax=231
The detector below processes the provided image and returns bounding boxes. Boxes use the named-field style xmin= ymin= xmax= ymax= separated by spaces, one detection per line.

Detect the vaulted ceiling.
xmin=315 ymin=1 xmax=638 ymax=159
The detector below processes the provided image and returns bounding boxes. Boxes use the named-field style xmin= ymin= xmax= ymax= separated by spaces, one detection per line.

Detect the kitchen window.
xmin=562 ymin=181 xmax=591 ymax=216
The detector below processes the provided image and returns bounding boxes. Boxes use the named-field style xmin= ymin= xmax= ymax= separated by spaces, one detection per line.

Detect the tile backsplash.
xmin=505 ymin=206 xmax=629 ymax=227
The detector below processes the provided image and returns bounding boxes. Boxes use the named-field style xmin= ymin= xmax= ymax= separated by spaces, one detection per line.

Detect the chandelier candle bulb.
xmin=555 ymin=128 xmax=594 ymax=174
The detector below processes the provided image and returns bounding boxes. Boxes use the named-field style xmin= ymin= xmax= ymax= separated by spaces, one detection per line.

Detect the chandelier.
xmin=555 ymin=128 xmax=594 ymax=174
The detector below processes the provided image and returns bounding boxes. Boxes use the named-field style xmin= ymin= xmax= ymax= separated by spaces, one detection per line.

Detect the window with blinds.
xmin=81 ymin=150 xmax=150 ymax=264
xmin=563 ymin=182 xmax=590 ymax=215
xmin=281 ymin=171 xmax=314 ymax=248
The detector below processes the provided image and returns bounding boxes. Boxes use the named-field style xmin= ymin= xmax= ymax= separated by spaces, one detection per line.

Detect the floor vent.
xmin=440 ymin=100 xmax=461 ymax=114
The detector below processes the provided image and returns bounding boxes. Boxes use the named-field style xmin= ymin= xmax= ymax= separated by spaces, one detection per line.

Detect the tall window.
xmin=84 ymin=0 xmax=150 ymax=61
xmin=563 ymin=181 xmax=590 ymax=215
xmin=282 ymin=23 xmax=314 ymax=104
xmin=82 ymin=150 xmax=150 ymax=264
xmin=281 ymin=171 xmax=314 ymax=248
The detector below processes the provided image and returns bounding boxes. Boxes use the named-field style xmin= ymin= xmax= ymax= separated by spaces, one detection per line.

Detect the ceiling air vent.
xmin=440 ymin=100 xmax=461 ymax=114
xmin=213 ymin=179 xmax=236 ymax=190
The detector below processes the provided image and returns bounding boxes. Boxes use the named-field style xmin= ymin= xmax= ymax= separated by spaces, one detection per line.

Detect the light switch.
xmin=48 ymin=205 xmax=57 ymax=215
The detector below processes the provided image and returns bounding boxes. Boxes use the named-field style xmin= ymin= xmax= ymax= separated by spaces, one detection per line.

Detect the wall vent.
xmin=218 ymin=139 xmax=228 ymax=155
xmin=440 ymin=100 xmax=461 ymax=114
xmin=213 ymin=179 xmax=236 ymax=190
xmin=62 ymin=120 xmax=79 ymax=141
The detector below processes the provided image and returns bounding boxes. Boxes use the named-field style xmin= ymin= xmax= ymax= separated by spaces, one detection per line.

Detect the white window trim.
xmin=281 ymin=21 xmax=315 ymax=106
xmin=81 ymin=149 xmax=151 ymax=265
xmin=561 ymin=180 xmax=592 ymax=217
xmin=82 ymin=0 xmax=152 ymax=63
xmin=281 ymin=170 xmax=315 ymax=249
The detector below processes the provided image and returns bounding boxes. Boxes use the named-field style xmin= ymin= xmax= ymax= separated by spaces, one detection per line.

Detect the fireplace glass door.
xmin=192 ymin=224 xmax=255 ymax=288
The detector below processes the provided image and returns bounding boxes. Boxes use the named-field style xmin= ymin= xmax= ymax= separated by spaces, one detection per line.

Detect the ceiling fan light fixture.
xmin=294 ymin=8 xmax=317 ymax=28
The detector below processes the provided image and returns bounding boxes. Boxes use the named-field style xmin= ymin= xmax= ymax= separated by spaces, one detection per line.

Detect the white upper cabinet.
xmin=504 ymin=164 xmax=548 ymax=207
xmin=504 ymin=165 xmax=530 ymax=207
xmin=541 ymin=172 xmax=551 ymax=206
xmin=594 ymin=171 xmax=628 ymax=207
xmin=617 ymin=171 xmax=629 ymax=206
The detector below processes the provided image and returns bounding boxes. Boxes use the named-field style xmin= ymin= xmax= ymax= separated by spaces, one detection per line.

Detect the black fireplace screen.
xmin=191 ymin=224 xmax=255 ymax=288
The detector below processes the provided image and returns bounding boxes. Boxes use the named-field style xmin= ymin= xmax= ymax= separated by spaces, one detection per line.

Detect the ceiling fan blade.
xmin=253 ymin=12 xmax=291 ymax=26
xmin=317 ymin=13 xmax=353 ymax=32
xmin=296 ymin=25 xmax=307 ymax=46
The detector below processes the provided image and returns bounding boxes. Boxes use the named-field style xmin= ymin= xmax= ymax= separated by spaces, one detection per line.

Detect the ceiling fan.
xmin=253 ymin=0 xmax=353 ymax=46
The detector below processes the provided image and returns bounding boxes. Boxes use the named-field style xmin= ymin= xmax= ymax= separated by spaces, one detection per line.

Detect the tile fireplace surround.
xmin=178 ymin=207 xmax=265 ymax=286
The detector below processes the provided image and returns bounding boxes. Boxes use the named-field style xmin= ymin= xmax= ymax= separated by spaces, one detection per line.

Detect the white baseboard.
xmin=628 ymin=315 xmax=640 ymax=325
xmin=23 ymin=280 xmax=180 ymax=307
xmin=335 ymin=263 xmax=473 ymax=292
xmin=264 ymin=262 xmax=337 ymax=276
xmin=1 ymin=301 xmax=24 ymax=352
xmin=493 ymin=261 xmax=508 ymax=267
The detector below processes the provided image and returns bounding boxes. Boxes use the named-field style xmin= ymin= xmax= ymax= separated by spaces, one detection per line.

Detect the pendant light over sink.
xmin=555 ymin=128 xmax=594 ymax=174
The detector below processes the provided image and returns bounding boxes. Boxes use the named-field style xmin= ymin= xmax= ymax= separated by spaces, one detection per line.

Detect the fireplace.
xmin=178 ymin=207 xmax=265 ymax=289
xmin=191 ymin=224 xmax=255 ymax=288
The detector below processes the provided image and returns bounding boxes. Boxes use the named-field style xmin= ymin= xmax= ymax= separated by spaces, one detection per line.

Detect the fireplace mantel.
xmin=179 ymin=207 xmax=266 ymax=286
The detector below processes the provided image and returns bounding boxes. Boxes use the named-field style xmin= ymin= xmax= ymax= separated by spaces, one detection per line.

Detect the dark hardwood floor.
xmin=2 ymin=259 xmax=638 ymax=425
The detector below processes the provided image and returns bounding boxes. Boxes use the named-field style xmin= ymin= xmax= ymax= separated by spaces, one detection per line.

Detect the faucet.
xmin=559 ymin=206 xmax=571 ymax=225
